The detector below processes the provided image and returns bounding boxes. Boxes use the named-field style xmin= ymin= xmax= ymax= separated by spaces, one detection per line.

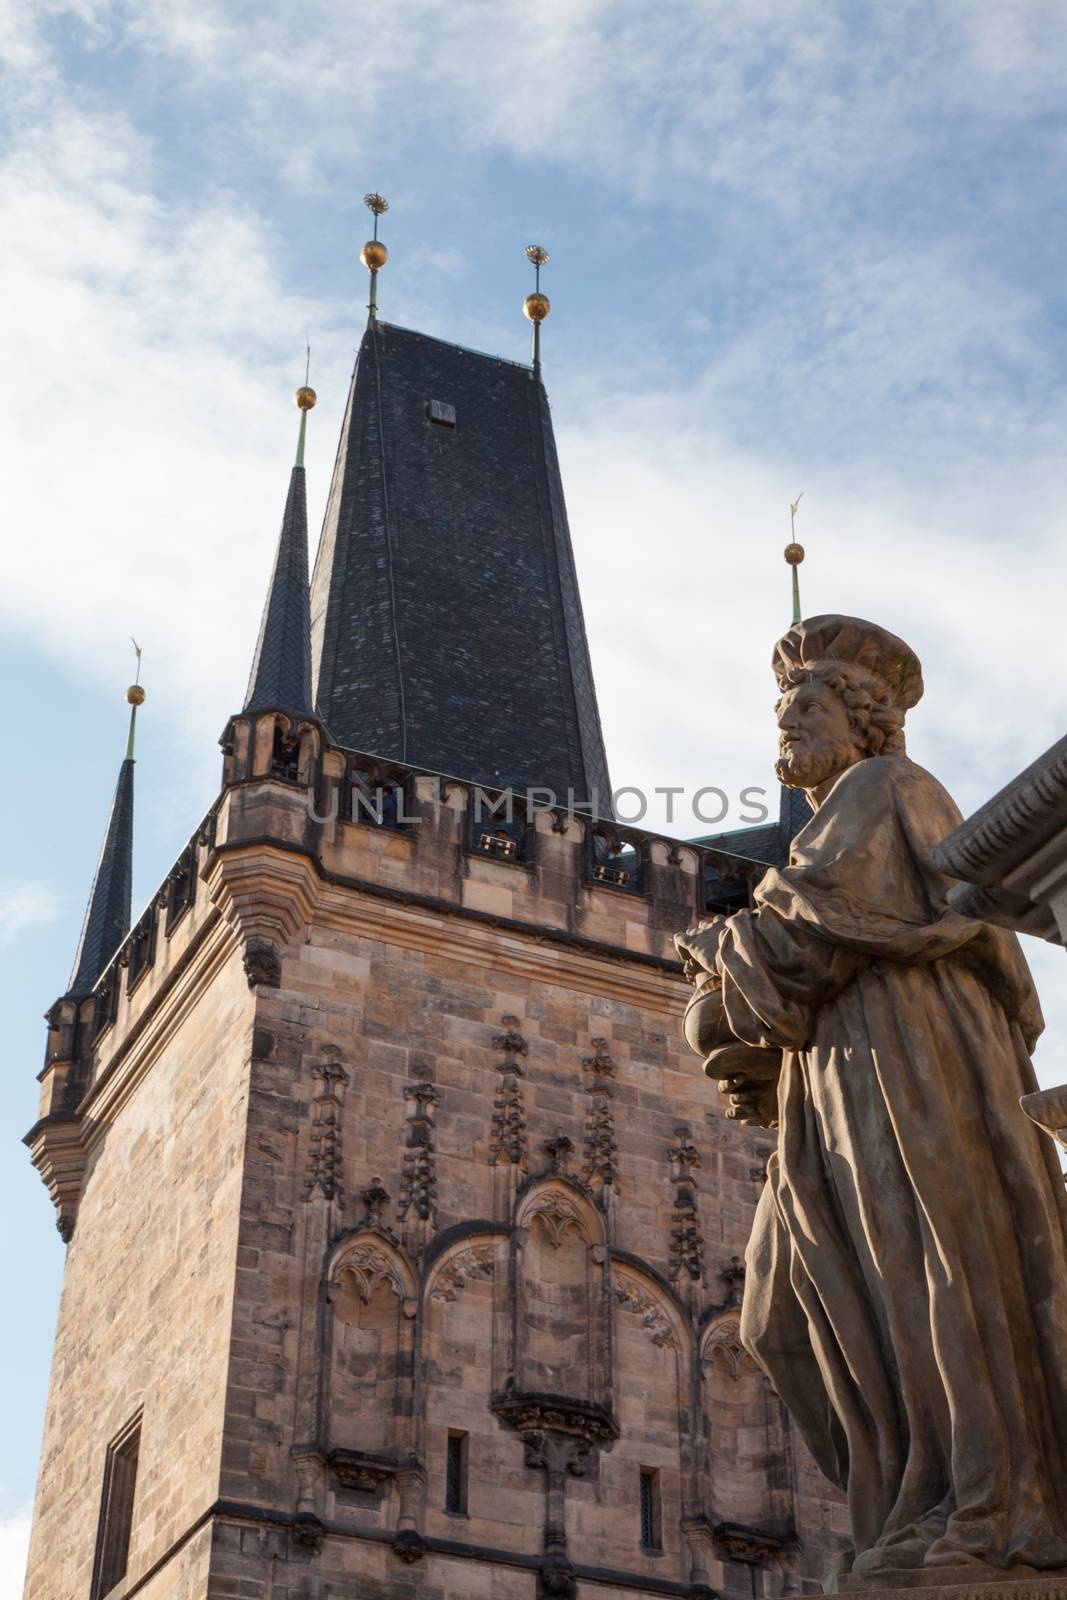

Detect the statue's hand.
xmin=715 ymin=1061 xmax=781 ymax=1130
xmin=674 ymin=919 xmax=724 ymax=984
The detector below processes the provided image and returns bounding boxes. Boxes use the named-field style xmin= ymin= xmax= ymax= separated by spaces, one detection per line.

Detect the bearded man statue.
xmin=676 ymin=616 xmax=1067 ymax=1592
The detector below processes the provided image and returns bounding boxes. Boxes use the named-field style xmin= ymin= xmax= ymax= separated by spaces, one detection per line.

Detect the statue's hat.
xmin=772 ymin=614 xmax=923 ymax=710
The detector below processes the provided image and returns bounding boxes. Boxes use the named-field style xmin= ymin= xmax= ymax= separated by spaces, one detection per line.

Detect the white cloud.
xmin=2 ymin=66 xmax=1065 ymax=831
xmin=558 ymin=389 xmax=1067 ymax=819
xmin=0 ymin=1507 xmax=31 ymax=1600
xmin=0 ymin=883 xmax=62 ymax=945
xmin=0 ymin=105 xmax=350 ymax=747
xmin=22 ymin=0 xmax=1067 ymax=221
xmin=1028 ymin=939 xmax=1067 ymax=1092
xmin=0 ymin=0 xmax=1064 ymax=998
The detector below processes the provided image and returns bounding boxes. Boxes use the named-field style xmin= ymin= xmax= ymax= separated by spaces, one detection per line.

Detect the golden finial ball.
xmin=294 ymin=386 xmax=317 ymax=410
xmin=361 ymin=239 xmax=388 ymax=272
xmin=784 ymin=542 xmax=805 ymax=566
xmin=524 ymin=292 xmax=550 ymax=324
xmin=126 ymin=684 xmax=146 ymax=707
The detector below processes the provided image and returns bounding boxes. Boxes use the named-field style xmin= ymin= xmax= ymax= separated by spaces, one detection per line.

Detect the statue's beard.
xmin=775 ymin=736 xmax=860 ymax=790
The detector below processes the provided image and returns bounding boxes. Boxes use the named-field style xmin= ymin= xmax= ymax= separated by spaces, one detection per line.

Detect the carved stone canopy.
xmin=326 ymin=1447 xmax=398 ymax=1492
xmin=703 ymin=1317 xmax=760 ymax=1381
xmin=526 ymin=1189 xmax=588 ymax=1250
xmin=613 ymin=1274 xmax=676 ymax=1348
xmin=713 ymin=1520 xmax=788 ymax=1565
xmin=333 ymin=1241 xmax=410 ymax=1306
xmin=490 ymin=1390 xmax=619 ymax=1455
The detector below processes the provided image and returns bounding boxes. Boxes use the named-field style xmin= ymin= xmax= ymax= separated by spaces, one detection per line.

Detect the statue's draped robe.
xmin=715 ymin=756 xmax=1067 ymax=1578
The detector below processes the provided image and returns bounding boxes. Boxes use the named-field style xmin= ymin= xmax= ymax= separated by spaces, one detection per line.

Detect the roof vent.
xmin=427 ymin=399 xmax=456 ymax=429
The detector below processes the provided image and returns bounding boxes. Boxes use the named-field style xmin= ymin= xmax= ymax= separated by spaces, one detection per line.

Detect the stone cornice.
xmin=24 ymin=910 xmax=246 ymax=1240
xmin=211 ymin=831 xmax=688 ymax=972
xmin=933 ymin=733 xmax=1067 ymax=885
xmin=77 ymin=911 xmax=239 ymax=1136
xmin=944 ymin=879 xmax=1059 ymax=941
xmin=209 ymin=836 xmax=691 ymax=1012
xmin=118 ymin=1496 xmax=725 ymax=1598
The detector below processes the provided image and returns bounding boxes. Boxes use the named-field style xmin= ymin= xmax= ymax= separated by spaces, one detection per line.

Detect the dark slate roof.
xmin=696 ymin=783 xmax=811 ymax=871
xmin=68 ymin=757 xmax=134 ymax=995
xmin=244 ymin=465 xmax=313 ymax=716
xmin=310 ymin=322 xmax=611 ymax=801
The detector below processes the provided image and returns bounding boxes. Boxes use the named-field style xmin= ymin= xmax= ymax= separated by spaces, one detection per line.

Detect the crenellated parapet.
xmin=27 ymin=706 xmax=762 ymax=1248
xmin=26 ymin=814 xmax=219 ymax=1241
xmin=216 ymin=705 xmax=762 ymax=974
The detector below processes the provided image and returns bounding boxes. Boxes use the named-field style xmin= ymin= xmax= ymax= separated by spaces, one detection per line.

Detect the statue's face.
xmin=775 ymin=678 xmax=863 ymax=790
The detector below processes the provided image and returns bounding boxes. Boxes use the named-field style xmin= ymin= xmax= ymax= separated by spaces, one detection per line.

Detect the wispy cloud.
xmin=28 ymin=1 xmax=1067 ymax=212
xmin=2 ymin=2 xmax=1065 ymax=804
xmin=0 ymin=883 xmax=62 ymax=945
xmin=0 ymin=1506 xmax=31 ymax=1598
xmin=0 ymin=104 xmax=349 ymax=741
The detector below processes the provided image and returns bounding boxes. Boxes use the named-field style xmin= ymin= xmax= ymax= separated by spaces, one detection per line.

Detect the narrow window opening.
xmin=92 ymin=1412 xmax=142 ymax=1598
xmin=270 ymin=724 xmax=301 ymax=783
xmin=445 ymin=1429 xmax=469 ymax=1514
xmin=639 ymin=1466 xmax=662 ymax=1551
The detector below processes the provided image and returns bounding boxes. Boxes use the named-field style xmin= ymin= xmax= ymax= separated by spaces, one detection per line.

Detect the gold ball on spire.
xmin=524 ymin=292 xmax=550 ymax=323
xmin=784 ymin=542 xmax=805 ymax=566
xmin=294 ymin=386 xmax=317 ymax=410
xmin=361 ymin=239 xmax=388 ymax=272
xmin=126 ymin=684 xmax=146 ymax=707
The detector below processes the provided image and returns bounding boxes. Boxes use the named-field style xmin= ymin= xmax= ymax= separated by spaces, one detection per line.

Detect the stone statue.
xmin=677 ymin=615 xmax=1067 ymax=1592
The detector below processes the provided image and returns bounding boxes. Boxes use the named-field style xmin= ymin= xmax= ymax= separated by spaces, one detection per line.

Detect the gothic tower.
xmin=23 ymin=216 xmax=842 ymax=1600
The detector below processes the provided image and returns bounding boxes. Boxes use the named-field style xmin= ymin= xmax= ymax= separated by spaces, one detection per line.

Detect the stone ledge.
xmin=832 ymin=1575 xmax=1067 ymax=1600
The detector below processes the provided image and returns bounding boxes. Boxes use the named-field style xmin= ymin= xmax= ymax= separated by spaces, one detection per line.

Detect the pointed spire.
xmin=785 ymin=494 xmax=805 ymax=625
xmin=309 ymin=321 xmax=612 ymax=800
xmin=361 ymin=193 xmax=389 ymax=326
xmin=523 ymin=245 xmax=550 ymax=379
xmin=243 ymin=387 xmax=316 ymax=717
xmin=68 ymin=665 xmax=143 ymax=995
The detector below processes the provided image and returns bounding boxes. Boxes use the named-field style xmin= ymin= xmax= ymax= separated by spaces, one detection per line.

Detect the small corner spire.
xmin=361 ymin=192 xmax=389 ymax=326
xmin=784 ymin=494 xmax=805 ymax=625
xmin=68 ymin=667 xmax=141 ymax=995
xmin=243 ymin=383 xmax=314 ymax=719
xmin=523 ymin=245 xmax=550 ymax=380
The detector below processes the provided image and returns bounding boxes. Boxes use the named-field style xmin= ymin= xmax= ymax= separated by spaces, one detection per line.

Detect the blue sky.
xmin=4 ymin=0 xmax=1067 ymax=1584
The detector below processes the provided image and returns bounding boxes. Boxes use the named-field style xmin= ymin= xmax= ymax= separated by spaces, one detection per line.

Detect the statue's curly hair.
xmin=778 ymin=663 xmax=907 ymax=757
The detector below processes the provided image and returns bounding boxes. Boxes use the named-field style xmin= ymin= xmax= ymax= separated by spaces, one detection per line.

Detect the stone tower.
xmin=23 ymin=248 xmax=843 ymax=1599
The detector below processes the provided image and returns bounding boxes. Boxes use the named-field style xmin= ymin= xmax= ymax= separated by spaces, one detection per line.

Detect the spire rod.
xmin=295 ymin=340 xmax=316 ymax=468
xmin=125 ymin=639 xmax=145 ymax=760
xmin=785 ymin=494 xmax=805 ymax=625
xmin=523 ymin=245 xmax=551 ymax=379
xmin=361 ymin=192 xmax=390 ymax=326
